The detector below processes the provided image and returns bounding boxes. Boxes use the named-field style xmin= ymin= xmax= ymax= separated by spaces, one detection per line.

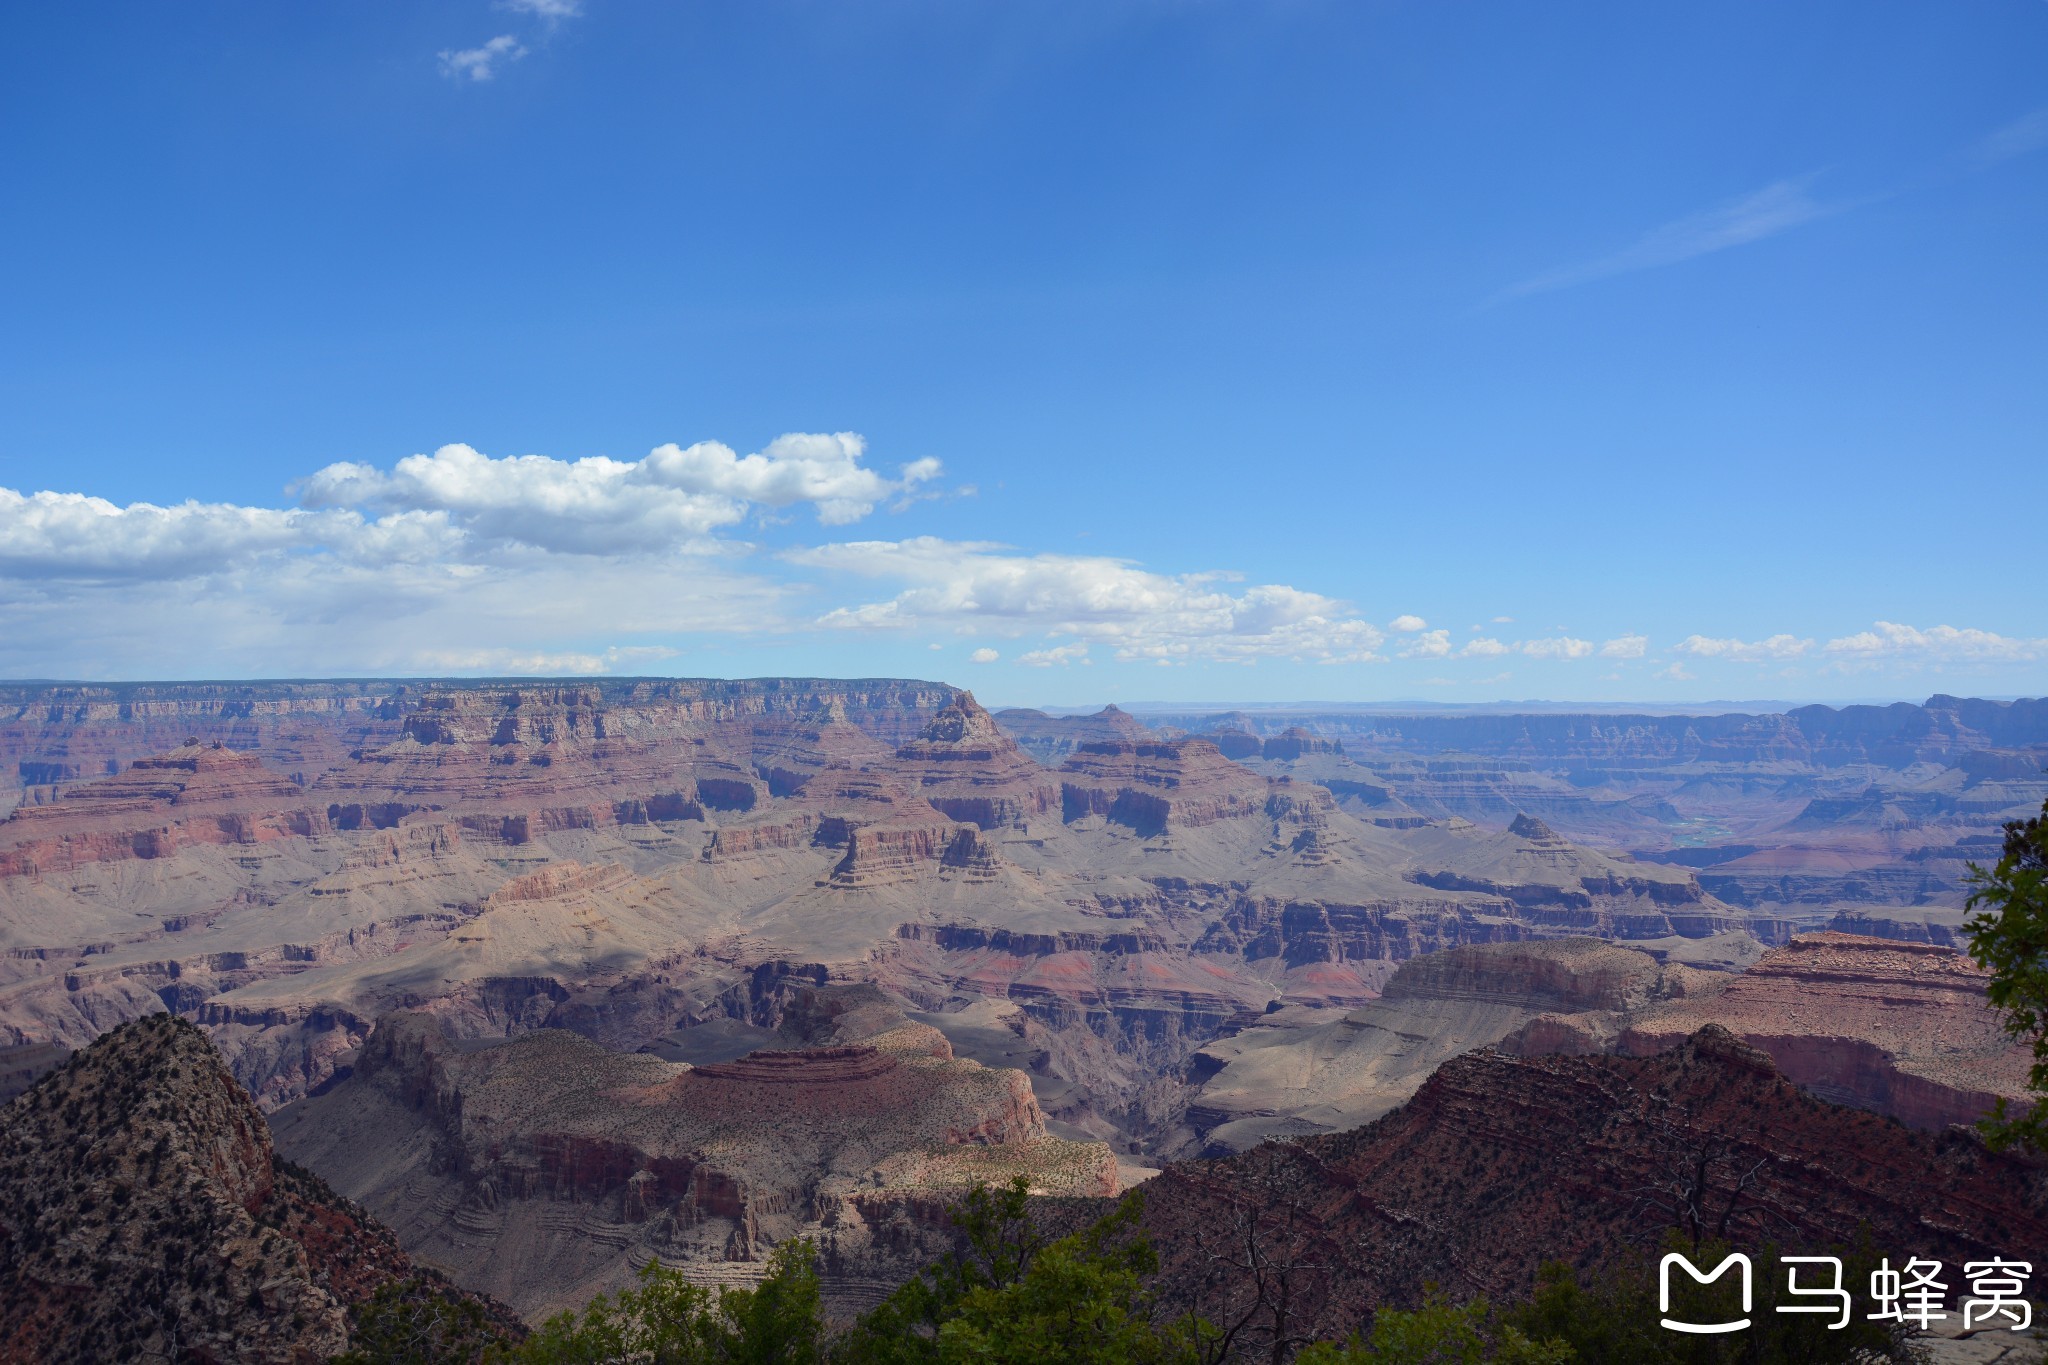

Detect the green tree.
xmin=1502 ymin=1234 xmax=1921 ymax=1365
xmin=713 ymin=1238 xmax=825 ymax=1365
xmin=832 ymin=1178 xmax=1201 ymax=1365
xmin=513 ymin=1239 xmax=820 ymax=1365
xmin=1294 ymin=1292 xmax=1570 ymax=1365
xmin=1965 ymin=794 xmax=2048 ymax=1152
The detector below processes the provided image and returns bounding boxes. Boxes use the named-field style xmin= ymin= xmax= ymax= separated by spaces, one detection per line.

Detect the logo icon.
xmin=1660 ymin=1252 xmax=1752 ymax=1334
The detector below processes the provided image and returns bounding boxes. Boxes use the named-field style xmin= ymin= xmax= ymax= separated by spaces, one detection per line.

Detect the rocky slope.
xmin=1179 ymin=931 xmax=2031 ymax=1155
xmin=0 ymin=1013 xmax=502 ymax=1363
xmin=1506 ymin=931 xmax=2033 ymax=1131
xmin=1176 ymin=938 xmax=1704 ymax=1153
xmin=271 ymin=984 xmax=1116 ymax=1319
xmin=1133 ymin=1026 xmax=2048 ymax=1352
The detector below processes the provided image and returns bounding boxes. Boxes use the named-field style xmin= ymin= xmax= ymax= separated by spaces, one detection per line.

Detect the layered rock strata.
xmin=272 ymin=988 xmax=1117 ymax=1319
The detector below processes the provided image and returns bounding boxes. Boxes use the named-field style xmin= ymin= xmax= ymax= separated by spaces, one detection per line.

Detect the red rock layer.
xmin=1057 ymin=737 xmax=1272 ymax=834
xmin=0 ymin=744 xmax=323 ymax=879
xmin=891 ymin=694 xmax=1058 ymax=829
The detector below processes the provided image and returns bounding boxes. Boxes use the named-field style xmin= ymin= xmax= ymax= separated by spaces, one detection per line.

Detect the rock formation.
xmin=0 ymin=1013 xmax=503 ymax=1363
xmin=0 ymin=678 xmax=2037 ymax=1307
xmin=271 ymin=986 xmax=1115 ymax=1319
xmin=1505 ymin=931 xmax=2033 ymax=1131
xmin=1135 ymin=1026 xmax=2048 ymax=1347
xmin=1178 ymin=938 xmax=1699 ymax=1153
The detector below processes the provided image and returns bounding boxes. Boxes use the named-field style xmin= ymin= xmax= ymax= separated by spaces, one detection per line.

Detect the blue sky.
xmin=1 ymin=1 xmax=2043 ymax=705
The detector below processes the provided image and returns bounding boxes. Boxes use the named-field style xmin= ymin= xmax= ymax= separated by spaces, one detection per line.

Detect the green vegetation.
xmin=830 ymin=1178 xmax=1201 ymax=1364
xmin=333 ymin=1280 xmax=512 ymax=1365
xmin=331 ymin=1189 xmax=1948 ymax=1364
xmin=1499 ymin=1236 xmax=1920 ymax=1365
xmin=1965 ymin=793 xmax=2048 ymax=1153
xmin=517 ymin=1239 xmax=824 ymax=1365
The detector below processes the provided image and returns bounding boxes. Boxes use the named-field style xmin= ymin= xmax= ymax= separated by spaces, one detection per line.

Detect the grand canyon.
xmin=1 ymin=678 xmax=2042 ymax=1356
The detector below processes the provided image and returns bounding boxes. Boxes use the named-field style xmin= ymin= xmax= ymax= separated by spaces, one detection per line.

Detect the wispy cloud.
xmin=1495 ymin=176 xmax=1837 ymax=303
xmin=500 ymin=0 xmax=583 ymax=20
xmin=1675 ymin=633 xmax=1813 ymax=663
xmin=439 ymin=34 xmax=525 ymax=82
xmin=1824 ymin=621 xmax=2048 ymax=666
xmin=1976 ymin=108 xmax=2048 ymax=165
xmin=792 ymin=537 xmax=1387 ymax=666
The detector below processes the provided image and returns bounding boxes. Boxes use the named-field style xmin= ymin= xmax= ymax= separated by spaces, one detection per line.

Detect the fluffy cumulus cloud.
xmin=968 ymin=647 xmax=1000 ymax=664
xmin=0 ymin=489 xmax=317 ymax=579
xmin=296 ymin=435 xmax=938 ymax=552
xmin=1599 ymin=633 xmax=1649 ymax=659
xmin=0 ymin=433 xmax=936 ymax=676
xmin=792 ymin=537 xmax=1386 ymax=665
xmin=1389 ymin=614 xmax=1428 ymax=633
xmin=1398 ymin=629 xmax=1452 ymax=659
xmin=1460 ymin=637 xmax=1512 ymax=658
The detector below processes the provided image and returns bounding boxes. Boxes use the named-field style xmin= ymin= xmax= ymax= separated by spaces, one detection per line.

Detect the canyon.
xmin=0 ymin=678 xmax=2040 ymax=1321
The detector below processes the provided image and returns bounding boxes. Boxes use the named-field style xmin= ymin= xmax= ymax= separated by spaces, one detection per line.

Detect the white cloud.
xmin=1519 ymin=636 xmax=1593 ymax=660
xmin=792 ymin=537 xmax=1386 ymax=665
xmin=1491 ymin=615 xmax=1514 ymax=624
xmin=0 ymin=550 xmax=785 ymax=679
xmin=1460 ymin=637 xmax=1511 ymax=658
xmin=439 ymin=34 xmax=525 ymax=82
xmin=1398 ymin=629 xmax=1451 ymax=659
xmin=1656 ymin=663 xmax=1696 ymax=682
xmin=414 ymin=644 xmax=678 ymax=676
xmin=969 ymin=647 xmax=999 ymax=664
xmin=501 ymin=0 xmax=582 ymax=19
xmin=1389 ymin=614 xmax=1428 ymax=633
xmin=1499 ymin=176 xmax=1834 ymax=301
xmin=1018 ymin=643 xmax=1090 ymax=668
xmin=0 ymin=488 xmax=314 ymax=579
xmin=1674 ymin=633 xmax=1813 ymax=662
xmin=1978 ymin=109 xmax=2048 ymax=165
xmin=295 ymin=435 xmax=936 ymax=553
xmin=1823 ymin=621 xmax=2048 ymax=665
xmin=1598 ymin=633 xmax=1648 ymax=659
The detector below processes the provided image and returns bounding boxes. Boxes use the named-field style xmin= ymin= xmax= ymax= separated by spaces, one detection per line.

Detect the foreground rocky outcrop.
xmin=1133 ymin=1026 xmax=2048 ymax=1351
xmin=0 ymin=1014 xmax=502 ymax=1363
xmin=273 ymin=985 xmax=1117 ymax=1320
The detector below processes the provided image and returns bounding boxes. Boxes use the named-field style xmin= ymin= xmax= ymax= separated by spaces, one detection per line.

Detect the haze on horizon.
xmin=1 ymin=2 xmax=2043 ymax=705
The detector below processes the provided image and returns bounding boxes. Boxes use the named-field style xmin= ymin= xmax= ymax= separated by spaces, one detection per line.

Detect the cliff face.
xmin=0 ymin=743 xmax=323 ymax=879
xmin=0 ymin=1014 xmax=495 ymax=1364
xmin=1137 ymin=1026 xmax=2048 ymax=1345
xmin=891 ymin=694 xmax=1058 ymax=830
xmin=271 ymin=987 xmax=1116 ymax=1320
xmin=1057 ymin=737 xmax=1273 ymax=834
xmin=1583 ymin=932 xmax=2032 ymax=1130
